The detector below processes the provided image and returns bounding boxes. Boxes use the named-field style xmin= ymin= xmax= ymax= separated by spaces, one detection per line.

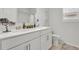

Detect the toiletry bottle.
xmin=34 ymin=23 xmax=36 ymax=28
xmin=23 ymin=22 xmax=26 ymax=29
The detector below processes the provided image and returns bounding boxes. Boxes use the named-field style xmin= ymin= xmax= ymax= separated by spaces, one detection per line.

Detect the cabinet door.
xmin=30 ymin=38 xmax=41 ymax=50
xmin=41 ymin=35 xmax=48 ymax=50
xmin=10 ymin=42 xmax=30 ymax=50
xmin=11 ymin=38 xmax=41 ymax=50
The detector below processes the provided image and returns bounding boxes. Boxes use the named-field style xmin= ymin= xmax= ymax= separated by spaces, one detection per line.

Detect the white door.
xmin=10 ymin=42 xmax=30 ymax=50
xmin=41 ymin=35 xmax=48 ymax=50
xmin=30 ymin=38 xmax=41 ymax=50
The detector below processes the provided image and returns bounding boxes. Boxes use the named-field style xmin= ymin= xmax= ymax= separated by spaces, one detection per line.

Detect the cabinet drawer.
xmin=1 ymin=31 xmax=40 ymax=50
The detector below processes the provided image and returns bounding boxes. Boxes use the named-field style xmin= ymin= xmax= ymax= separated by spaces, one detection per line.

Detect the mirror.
xmin=17 ymin=8 xmax=36 ymax=25
xmin=0 ymin=8 xmax=37 ymax=32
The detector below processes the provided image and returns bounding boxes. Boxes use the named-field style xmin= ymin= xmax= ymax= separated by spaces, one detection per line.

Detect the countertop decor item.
xmin=22 ymin=22 xmax=26 ymax=29
xmin=0 ymin=18 xmax=15 ymax=33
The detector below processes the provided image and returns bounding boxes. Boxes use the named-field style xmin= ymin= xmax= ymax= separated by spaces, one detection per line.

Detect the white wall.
xmin=35 ymin=8 xmax=49 ymax=26
xmin=0 ymin=8 xmax=17 ymax=22
xmin=17 ymin=8 xmax=36 ymax=24
xmin=0 ymin=8 xmax=17 ymax=32
xmin=0 ymin=8 xmax=48 ymax=32
xmin=17 ymin=11 xmax=30 ymax=24
xmin=49 ymin=8 xmax=79 ymax=47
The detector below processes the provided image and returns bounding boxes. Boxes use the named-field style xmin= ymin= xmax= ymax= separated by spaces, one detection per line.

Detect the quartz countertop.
xmin=0 ymin=27 xmax=49 ymax=40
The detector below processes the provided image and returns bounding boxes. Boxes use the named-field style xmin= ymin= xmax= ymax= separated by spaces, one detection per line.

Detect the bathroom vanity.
xmin=0 ymin=27 xmax=52 ymax=50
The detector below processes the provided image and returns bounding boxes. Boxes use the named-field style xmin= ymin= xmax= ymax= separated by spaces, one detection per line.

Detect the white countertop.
xmin=0 ymin=27 xmax=49 ymax=40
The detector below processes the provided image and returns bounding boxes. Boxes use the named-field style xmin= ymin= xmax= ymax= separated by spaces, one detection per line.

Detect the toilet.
xmin=52 ymin=34 xmax=64 ymax=49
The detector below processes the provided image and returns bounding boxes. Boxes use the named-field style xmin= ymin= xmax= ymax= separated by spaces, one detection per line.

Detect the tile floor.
xmin=51 ymin=43 xmax=79 ymax=50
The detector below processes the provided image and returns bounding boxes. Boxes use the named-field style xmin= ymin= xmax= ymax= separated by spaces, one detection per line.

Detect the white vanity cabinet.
xmin=29 ymin=38 xmax=41 ymax=50
xmin=40 ymin=29 xmax=52 ymax=50
xmin=0 ymin=27 xmax=52 ymax=50
xmin=11 ymin=38 xmax=41 ymax=50
xmin=41 ymin=35 xmax=48 ymax=50
xmin=10 ymin=42 xmax=30 ymax=50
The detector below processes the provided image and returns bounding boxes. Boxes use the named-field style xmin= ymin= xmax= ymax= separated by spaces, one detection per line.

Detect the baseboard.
xmin=64 ymin=41 xmax=79 ymax=48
